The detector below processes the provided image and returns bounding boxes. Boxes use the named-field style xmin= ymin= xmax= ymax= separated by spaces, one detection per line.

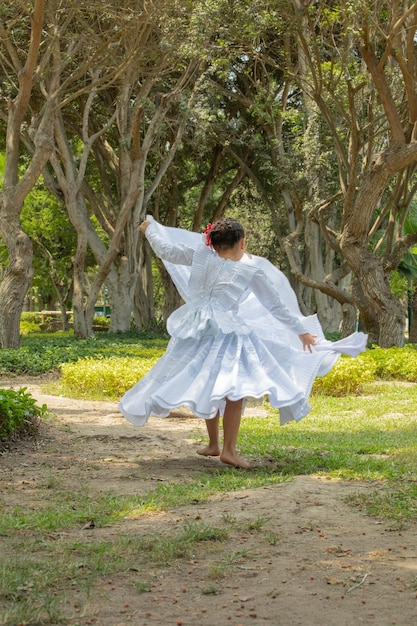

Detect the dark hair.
xmin=209 ymin=218 xmax=245 ymax=250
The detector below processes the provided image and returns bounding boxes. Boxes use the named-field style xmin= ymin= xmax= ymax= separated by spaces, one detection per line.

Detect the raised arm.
xmin=139 ymin=220 xmax=194 ymax=265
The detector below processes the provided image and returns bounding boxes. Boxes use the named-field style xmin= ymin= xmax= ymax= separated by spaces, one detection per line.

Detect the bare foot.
xmin=220 ymin=452 xmax=252 ymax=470
xmin=197 ymin=444 xmax=221 ymax=457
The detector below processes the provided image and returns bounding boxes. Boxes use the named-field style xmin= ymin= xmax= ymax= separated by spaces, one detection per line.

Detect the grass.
xmin=1 ymin=383 xmax=417 ymax=622
xmin=0 ymin=511 xmax=247 ymax=625
xmin=2 ymin=333 xmax=417 ymax=623
xmin=208 ymin=548 xmax=253 ymax=579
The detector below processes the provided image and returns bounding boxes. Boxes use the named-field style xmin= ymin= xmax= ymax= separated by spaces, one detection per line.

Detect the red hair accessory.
xmin=203 ymin=222 xmax=213 ymax=246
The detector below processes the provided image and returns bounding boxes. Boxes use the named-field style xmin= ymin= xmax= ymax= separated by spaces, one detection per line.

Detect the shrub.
xmin=59 ymin=355 xmax=161 ymax=400
xmin=0 ymin=387 xmax=48 ymax=443
xmin=20 ymin=312 xmax=42 ymax=324
xmin=312 ymin=353 xmax=377 ymax=396
xmin=93 ymin=315 xmax=111 ymax=329
xmin=0 ymin=331 xmax=168 ymax=376
xmin=4 ymin=333 xmax=417 ymax=401
xmin=20 ymin=320 xmax=43 ymax=335
xmin=312 ymin=345 xmax=417 ymax=396
xmin=20 ymin=312 xmax=42 ymax=335
xmin=367 ymin=344 xmax=417 ymax=381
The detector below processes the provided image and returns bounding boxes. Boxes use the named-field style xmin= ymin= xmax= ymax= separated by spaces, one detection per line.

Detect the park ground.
xmin=1 ymin=377 xmax=417 ymax=626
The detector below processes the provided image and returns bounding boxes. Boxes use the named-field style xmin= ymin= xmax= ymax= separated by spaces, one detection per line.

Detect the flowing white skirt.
xmin=118 ymin=327 xmax=341 ymax=427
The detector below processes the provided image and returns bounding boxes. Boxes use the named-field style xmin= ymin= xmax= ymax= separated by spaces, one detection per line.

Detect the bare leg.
xmin=197 ymin=413 xmax=221 ymax=456
xmin=220 ymin=399 xmax=251 ymax=470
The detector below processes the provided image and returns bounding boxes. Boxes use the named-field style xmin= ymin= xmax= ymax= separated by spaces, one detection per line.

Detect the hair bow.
xmin=203 ymin=223 xmax=213 ymax=246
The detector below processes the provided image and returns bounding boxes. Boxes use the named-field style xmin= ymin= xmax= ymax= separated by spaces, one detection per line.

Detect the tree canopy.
xmin=1 ymin=0 xmax=417 ymax=347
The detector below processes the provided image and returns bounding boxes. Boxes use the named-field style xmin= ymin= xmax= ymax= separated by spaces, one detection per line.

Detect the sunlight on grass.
xmin=2 ymin=381 xmax=417 ymax=624
xmin=234 ymin=382 xmax=417 ymax=522
xmin=239 ymin=383 xmax=417 ymax=480
xmin=3 ymin=312 xmax=417 ymax=624
xmin=2 ymin=384 xmax=417 ymax=538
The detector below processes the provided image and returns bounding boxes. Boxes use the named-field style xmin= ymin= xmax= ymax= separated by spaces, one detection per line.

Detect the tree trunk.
xmin=377 ymin=307 xmax=405 ymax=348
xmin=132 ymin=242 xmax=154 ymax=329
xmin=39 ymin=241 xmax=71 ymax=331
xmin=106 ymin=258 xmax=135 ymax=333
xmin=56 ymin=298 xmax=70 ymax=332
xmin=51 ymin=115 xmax=98 ymax=339
xmin=345 ymin=249 xmax=406 ymax=347
xmin=108 ymin=296 xmax=133 ymax=332
xmin=71 ymin=232 xmax=92 ymax=338
xmin=409 ymin=281 xmax=417 ymax=344
xmin=339 ymin=144 xmax=417 ymax=347
xmin=134 ymin=284 xmax=154 ymax=329
xmin=305 ymin=221 xmax=343 ymax=332
xmin=0 ymin=216 xmax=34 ymax=348
xmin=340 ymin=302 xmax=357 ymax=337
xmin=158 ymin=262 xmax=182 ymax=323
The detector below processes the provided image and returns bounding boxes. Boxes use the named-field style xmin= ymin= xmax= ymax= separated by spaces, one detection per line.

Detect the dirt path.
xmin=1 ymin=379 xmax=417 ymax=626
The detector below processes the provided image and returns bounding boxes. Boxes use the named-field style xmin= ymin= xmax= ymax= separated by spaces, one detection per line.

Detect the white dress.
xmin=118 ymin=218 xmax=367 ymax=426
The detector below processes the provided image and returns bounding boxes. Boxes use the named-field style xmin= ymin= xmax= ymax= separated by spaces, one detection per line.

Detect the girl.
xmin=118 ymin=216 xmax=367 ymax=469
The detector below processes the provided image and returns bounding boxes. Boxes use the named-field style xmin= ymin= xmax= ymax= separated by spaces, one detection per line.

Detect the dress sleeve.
xmin=145 ymin=222 xmax=194 ymax=265
xmin=249 ymin=269 xmax=309 ymax=335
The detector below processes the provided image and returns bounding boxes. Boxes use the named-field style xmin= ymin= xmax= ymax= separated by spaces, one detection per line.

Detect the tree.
xmin=43 ymin=0 xmax=205 ymax=336
xmin=0 ymin=0 xmax=56 ymax=348
xmin=288 ymin=0 xmax=417 ymax=346
xmin=161 ymin=0 xmax=354 ymax=333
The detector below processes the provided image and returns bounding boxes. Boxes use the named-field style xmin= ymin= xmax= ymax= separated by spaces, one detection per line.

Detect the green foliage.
xmin=312 ymin=353 xmax=376 ymax=396
xmin=390 ymin=269 xmax=408 ymax=299
xmin=3 ymin=334 xmax=417 ymax=403
xmin=92 ymin=315 xmax=110 ymax=329
xmin=0 ymin=331 xmax=168 ymax=376
xmin=20 ymin=312 xmax=42 ymax=335
xmin=0 ymin=387 xmax=47 ymax=442
xmin=368 ymin=345 xmax=417 ymax=381
xmin=20 ymin=181 xmax=79 ymax=311
xmin=55 ymin=342 xmax=417 ymax=402
xmin=58 ymin=354 xmax=162 ymax=399
xmin=19 ymin=312 xmax=111 ymax=335
xmin=313 ymin=344 xmax=417 ymax=396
